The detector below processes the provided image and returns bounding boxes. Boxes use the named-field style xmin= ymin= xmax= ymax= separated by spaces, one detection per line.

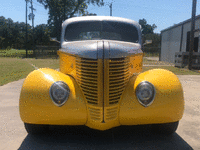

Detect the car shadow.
xmin=18 ymin=125 xmax=193 ymax=150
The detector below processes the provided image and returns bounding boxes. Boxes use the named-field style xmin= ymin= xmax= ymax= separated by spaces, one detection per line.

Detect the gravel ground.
xmin=0 ymin=73 xmax=199 ymax=150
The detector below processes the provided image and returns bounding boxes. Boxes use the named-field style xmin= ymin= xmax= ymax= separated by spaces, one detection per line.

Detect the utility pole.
xmin=25 ymin=0 xmax=28 ymax=58
xmin=30 ymin=0 xmax=35 ymax=27
xmin=109 ymin=3 xmax=112 ymax=16
xmin=29 ymin=0 xmax=36 ymax=57
xmin=64 ymin=0 xmax=66 ymax=20
xmin=189 ymin=0 xmax=197 ymax=70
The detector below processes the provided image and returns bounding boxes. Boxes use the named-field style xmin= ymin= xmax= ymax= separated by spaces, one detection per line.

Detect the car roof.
xmin=62 ymin=16 xmax=141 ymax=30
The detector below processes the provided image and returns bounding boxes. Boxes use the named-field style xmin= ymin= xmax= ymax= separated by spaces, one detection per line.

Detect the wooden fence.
xmin=34 ymin=46 xmax=60 ymax=59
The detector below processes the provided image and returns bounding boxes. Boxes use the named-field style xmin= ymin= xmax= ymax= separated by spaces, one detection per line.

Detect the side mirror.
xmin=143 ymin=40 xmax=152 ymax=46
xmin=50 ymin=37 xmax=60 ymax=43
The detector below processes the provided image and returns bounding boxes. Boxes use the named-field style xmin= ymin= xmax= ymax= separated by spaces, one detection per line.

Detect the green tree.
xmin=139 ymin=18 xmax=157 ymax=35
xmin=142 ymin=33 xmax=161 ymax=54
xmin=0 ymin=16 xmax=6 ymax=48
xmin=83 ymin=12 xmax=97 ymax=16
xmin=0 ymin=36 xmax=5 ymax=49
xmin=1 ymin=17 xmax=14 ymax=49
xmin=0 ymin=16 xmax=51 ymax=49
xmin=37 ymin=0 xmax=104 ymax=40
xmin=34 ymin=24 xmax=51 ymax=45
xmin=139 ymin=18 xmax=160 ymax=54
xmin=144 ymin=33 xmax=160 ymax=47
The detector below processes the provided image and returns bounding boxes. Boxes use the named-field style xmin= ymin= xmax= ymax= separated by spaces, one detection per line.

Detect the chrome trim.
xmin=61 ymin=40 xmax=142 ymax=59
xmin=135 ymin=81 xmax=156 ymax=107
xmin=49 ymin=81 xmax=70 ymax=107
xmin=97 ymin=41 xmax=104 ymax=59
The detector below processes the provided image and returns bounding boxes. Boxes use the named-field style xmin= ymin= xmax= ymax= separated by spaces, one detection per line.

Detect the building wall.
xmin=161 ymin=29 xmax=171 ymax=62
xmin=161 ymin=26 xmax=182 ymax=63
xmin=181 ymin=21 xmax=190 ymax=52
xmin=194 ymin=18 xmax=200 ymax=52
xmin=161 ymin=17 xmax=200 ymax=63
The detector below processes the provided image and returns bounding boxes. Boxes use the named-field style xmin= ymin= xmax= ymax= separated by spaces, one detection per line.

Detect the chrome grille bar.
xmin=76 ymin=57 xmax=98 ymax=105
xmin=108 ymin=58 xmax=129 ymax=105
xmin=76 ymin=57 xmax=130 ymax=122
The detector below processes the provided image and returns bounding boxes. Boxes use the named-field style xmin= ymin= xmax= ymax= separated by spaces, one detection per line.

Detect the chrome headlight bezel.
xmin=49 ymin=81 xmax=70 ymax=107
xmin=135 ymin=81 xmax=156 ymax=107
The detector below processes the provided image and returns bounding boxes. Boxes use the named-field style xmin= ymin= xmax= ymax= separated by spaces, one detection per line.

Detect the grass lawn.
xmin=0 ymin=58 xmax=59 ymax=86
xmin=143 ymin=52 xmax=159 ymax=57
xmin=142 ymin=66 xmax=200 ymax=75
xmin=0 ymin=49 xmax=33 ymax=57
xmin=143 ymin=58 xmax=174 ymax=65
xmin=142 ymin=57 xmax=200 ymax=75
xmin=0 ymin=56 xmax=199 ymax=86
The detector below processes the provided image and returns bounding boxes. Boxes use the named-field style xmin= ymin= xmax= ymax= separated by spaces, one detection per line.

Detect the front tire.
xmin=24 ymin=123 xmax=49 ymax=135
xmin=152 ymin=121 xmax=179 ymax=135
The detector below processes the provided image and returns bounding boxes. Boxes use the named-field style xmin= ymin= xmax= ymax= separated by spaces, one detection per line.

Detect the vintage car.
xmin=19 ymin=16 xmax=184 ymax=134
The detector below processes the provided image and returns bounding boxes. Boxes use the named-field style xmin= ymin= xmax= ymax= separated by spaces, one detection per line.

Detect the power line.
xmin=34 ymin=8 xmax=48 ymax=13
xmin=106 ymin=0 xmax=193 ymax=14
xmin=32 ymin=0 xmax=44 ymax=7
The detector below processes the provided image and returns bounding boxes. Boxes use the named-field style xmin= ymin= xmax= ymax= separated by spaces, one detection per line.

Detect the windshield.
xmin=65 ymin=21 xmax=139 ymax=43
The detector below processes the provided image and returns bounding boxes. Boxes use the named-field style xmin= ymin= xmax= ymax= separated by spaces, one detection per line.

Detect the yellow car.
xmin=19 ymin=16 xmax=184 ymax=134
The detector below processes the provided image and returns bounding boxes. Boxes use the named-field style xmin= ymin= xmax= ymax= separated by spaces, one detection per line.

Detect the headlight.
xmin=50 ymin=81 xmax=70 ymax=107
xmin=135 ymin=81 xmax=156 ymax=107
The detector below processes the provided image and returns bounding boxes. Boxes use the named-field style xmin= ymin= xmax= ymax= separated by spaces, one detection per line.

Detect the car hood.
xmin=61 ymin=40 xmax=142 ymax=59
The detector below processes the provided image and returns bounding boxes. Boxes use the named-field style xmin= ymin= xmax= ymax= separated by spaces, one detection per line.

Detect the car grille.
xmin=88 ymin=107 xmax=101 ymax=121
xmin=76 ymin=57 xmax=98 ymax=105
xmin=76 ymin=57 xmax=129 ymax=122
xmin=108 ymin=58 xmax=129 ymax=104
xmin=105 ymin=106 xmax=118 ymax=121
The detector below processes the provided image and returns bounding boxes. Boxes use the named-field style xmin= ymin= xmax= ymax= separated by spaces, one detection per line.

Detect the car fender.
xmin=119 ymin=69 xmax=184 ymax=125
xmin=19 ymin=68 xmax=87 ymax=125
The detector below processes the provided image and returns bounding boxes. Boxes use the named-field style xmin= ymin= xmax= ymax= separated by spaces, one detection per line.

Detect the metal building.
xmin=160 ymin=15 xmax=200 ymax=64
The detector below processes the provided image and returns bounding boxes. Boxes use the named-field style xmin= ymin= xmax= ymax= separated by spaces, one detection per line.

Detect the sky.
xmin=1 ymin=0 xmax=200 ymax=33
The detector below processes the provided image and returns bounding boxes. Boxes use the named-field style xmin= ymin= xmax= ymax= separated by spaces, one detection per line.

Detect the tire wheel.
xmin=152 ymin=121 xmax=179 ymax=135
xmin=24 ymin=123 xmax=50 ymax=135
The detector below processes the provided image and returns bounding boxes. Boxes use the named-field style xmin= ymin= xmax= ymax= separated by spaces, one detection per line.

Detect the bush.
xmin=6 ymin=46 xmax=11 ymax=50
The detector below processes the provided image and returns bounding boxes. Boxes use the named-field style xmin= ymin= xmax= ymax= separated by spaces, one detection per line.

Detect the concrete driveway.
xmin=0 ymin=75 xmax=199 ymax=150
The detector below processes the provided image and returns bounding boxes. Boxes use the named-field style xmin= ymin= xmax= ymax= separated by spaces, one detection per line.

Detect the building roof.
xmin=161 ymin=14 xmax=200 ymax=33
